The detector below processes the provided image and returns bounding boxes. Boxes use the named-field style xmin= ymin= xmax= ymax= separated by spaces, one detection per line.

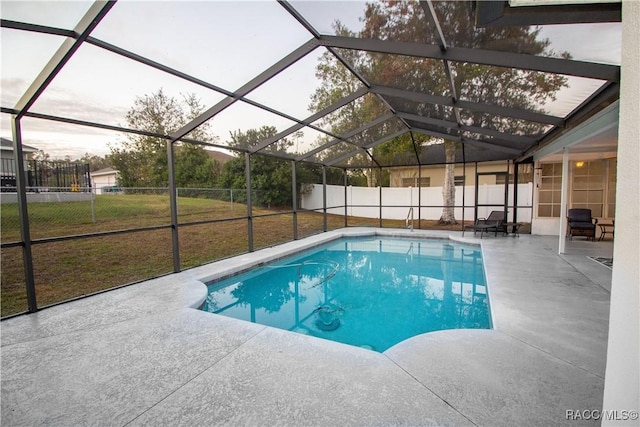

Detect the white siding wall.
xmin=603 ymin=0 xmax=640 ymax=421
xmin=91 ymin=173 xmax=118 ymax=194
xmin=301 ymin=183 xmax=533 ymax=222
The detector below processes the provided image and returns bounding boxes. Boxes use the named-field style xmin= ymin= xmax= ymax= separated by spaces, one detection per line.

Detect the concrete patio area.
xmin=0 ymin=228 xmax=612 ymax=426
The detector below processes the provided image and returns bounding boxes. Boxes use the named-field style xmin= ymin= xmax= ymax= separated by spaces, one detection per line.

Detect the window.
xmin=537 ymin=160 xmax=616 ymax=219
xmin=495 ymin=174 xmax=514 ymax=185
xmin=401 ymin=177 xmax=430 ymax=187
xmin=572 ymin=160 xmax=604 ymax=217
xmin=606 ymin=159 xmax=616 ymax=219
xmin=537 ymin=163 xmax=562 ymax=217
xmin=401 ymin=178 xmax=413 ymax=187
xmin=516 ymin=163 xmax=534 ymax=184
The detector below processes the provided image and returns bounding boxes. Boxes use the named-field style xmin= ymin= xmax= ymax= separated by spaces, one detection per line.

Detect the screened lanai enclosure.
xmin=0 ymin=1 xmax=621 ymax=316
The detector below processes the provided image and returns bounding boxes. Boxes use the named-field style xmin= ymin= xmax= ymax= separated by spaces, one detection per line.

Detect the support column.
xmin=291 ymin=160 xmax=298 ymax=240
xmin=245 ymin=153 xmax=254 ymax=251
xmin=473 ymin=162 xmax=479 ymax=222
xmin=558 ymin=148 xmax=569 ymax=254
xmin=343 ymin=169 xmax=348 ymax=228
xmin=418 ymin=165 xmax=422 ymax=229
xmin=167 ymin=140 xmax=180 ymax=272
xmin=513 ymin=161 xmax=519 ymax=223
xmin=322 ymin=166 xmax=327 ymax=232
xmin=461 ymin=145 xmax=466 ymax=230
xmin=378 ymin=167 xmax=383 ymax=228
xmin=11 ymin=117 xmax=37 ymax=313
xmin=462 ymin=161 xmax=466 ymax=228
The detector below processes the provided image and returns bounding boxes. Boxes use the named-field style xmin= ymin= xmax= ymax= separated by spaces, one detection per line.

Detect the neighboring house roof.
xmin=90 ymin=167 xmax=118 ymax=177
xmin=206 ymin=149 xmax=233 ymax=164
xmin=0 ymin=137 xmax=39 ymax=153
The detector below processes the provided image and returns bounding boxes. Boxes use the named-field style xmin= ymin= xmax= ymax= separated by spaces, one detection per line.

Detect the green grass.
xmin=1 ymin=194 xmax=468 ymax=317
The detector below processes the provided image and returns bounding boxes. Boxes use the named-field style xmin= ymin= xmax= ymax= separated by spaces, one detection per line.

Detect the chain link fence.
xmin=0 ymin=187 xmax=271 ymax=243
xmin=0 ymin=186 xmax=289 ymax=317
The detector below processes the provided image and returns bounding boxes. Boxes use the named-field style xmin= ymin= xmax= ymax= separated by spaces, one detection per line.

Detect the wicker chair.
xmin=567 ymin=208 xmax=597 ymax=241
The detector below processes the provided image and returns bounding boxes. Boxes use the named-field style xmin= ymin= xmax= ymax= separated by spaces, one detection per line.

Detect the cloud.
xmin=0 ymin=77 xmax=30 ymax=106
xmin=1 ymin=77 xmax=129 ymax=158
xmin=29 ymin=84 xmax=129 ymax=126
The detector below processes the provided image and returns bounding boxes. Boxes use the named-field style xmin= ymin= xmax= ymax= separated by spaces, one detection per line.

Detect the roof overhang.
xmin=532 ymin=100 xmax=618 ymax=161
xmin=475 ymin=0 xmax=621 ymax=27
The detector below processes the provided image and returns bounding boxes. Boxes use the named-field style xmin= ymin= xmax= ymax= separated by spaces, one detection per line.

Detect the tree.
xmin=218 ymin=126 xmax=339 ymax=207
xmin=218 ymin=126 xmax=296 ymax=207
xmin=109 ymin=89 xmax=219 ymax=188
xmin=77 ymin=153 xmax=111 ymax=172
xmin=310 ymin=1 xmax=568 ymax=224
xmin=175 ymin=144 xmax=223 ymax=188
xmin=32 ymin=150 xmax=51 ymax=162
xmin=309 ymin=27 xmax=389 ymax=187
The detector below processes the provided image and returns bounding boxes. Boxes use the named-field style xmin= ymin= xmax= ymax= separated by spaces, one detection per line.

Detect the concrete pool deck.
xmin=1 ymin=228 xmax=612 ymax=426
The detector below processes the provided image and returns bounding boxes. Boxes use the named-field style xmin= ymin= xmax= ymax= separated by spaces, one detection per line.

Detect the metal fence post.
xmin=91 ymin=186 xmax=95 ymax=223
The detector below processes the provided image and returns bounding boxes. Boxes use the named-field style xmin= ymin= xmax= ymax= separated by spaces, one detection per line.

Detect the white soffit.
xmin=509 ymin=0 xmax=620 ymax=6
xmin=533 ymin=100 xmax=619 ymax=161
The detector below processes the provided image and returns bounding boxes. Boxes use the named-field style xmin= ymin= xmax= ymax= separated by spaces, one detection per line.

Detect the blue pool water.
xmin=202 ymin=237 xmax=491 ymax=352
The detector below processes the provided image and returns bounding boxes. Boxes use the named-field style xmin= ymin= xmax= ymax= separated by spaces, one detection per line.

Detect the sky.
xmin=0 ymin=0 xmax=622 ymax=160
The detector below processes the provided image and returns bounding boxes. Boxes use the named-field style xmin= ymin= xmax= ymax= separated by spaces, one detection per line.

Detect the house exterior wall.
xmin=531 ymin=158 xmax=617 ymax=236
xmin=603 ymin=0 xmax=640 ymax=421
xmin=1 ymin=150 xmax=14 ymax=161
xmin=0 ymin=145 xmax=37 ymax=179
xmin=389 ymin=162 xmax=512 ymax=187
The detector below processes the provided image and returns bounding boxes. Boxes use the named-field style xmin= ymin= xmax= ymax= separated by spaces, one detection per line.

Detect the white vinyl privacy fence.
xmin=301 ymin=183 xmax=533 ymax=222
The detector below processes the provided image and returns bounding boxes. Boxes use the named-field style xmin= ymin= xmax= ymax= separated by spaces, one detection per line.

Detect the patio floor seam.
xmin=525 ymin=245 xmax=612 ymax=295
xmin=495 ymin=329 xmax=605 ymax=379
xmin=122 ymin=322 xmax=268 ymax=426
xmin=559 ymin=254 xmax=612 ymax=294
xmin=383 ymin=354 xmax=481 ymax=427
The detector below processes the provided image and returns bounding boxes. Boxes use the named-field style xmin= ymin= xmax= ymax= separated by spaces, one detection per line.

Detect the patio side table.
xmin=503 ymin=222 xmax=522 ymax=237
xmin=598 ymin=222 xmax=615 ymax=241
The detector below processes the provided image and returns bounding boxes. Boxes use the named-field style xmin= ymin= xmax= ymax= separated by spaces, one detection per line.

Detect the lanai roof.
xmin=1 ymin=1 xmax=621 ymax=168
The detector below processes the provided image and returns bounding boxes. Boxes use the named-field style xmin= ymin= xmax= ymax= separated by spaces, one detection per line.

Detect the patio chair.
xmin=463 ymin=210 xmax=506 ymax=239
xmin=567 ymin=208 xmax=597 ymax=241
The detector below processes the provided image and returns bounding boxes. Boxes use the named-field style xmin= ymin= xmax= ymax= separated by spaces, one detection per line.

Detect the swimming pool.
xmin=202 ymin=236 xmax=491 ymax=352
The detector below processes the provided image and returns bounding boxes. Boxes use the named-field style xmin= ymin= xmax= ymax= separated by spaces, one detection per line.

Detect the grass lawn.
xmin=1 ymin=194 xmax=468 ymax=318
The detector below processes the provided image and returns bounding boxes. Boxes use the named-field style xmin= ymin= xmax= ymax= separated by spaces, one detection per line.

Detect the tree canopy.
xmin=109 ymin=89 xmax=221 ymax=188
xmin=106 ymin=91 xmax=337 ymax=206
xmin=219 ymin=126 xmax=341 ymax=207
xmin=310 ymin=0 xmax=568 ymax=222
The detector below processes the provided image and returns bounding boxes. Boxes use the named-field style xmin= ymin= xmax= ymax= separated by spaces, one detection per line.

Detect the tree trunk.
xmin=439 ymin=140 xmax=457 ymax=225
xmin=365 ymin=168 xmax=375 ymax=187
